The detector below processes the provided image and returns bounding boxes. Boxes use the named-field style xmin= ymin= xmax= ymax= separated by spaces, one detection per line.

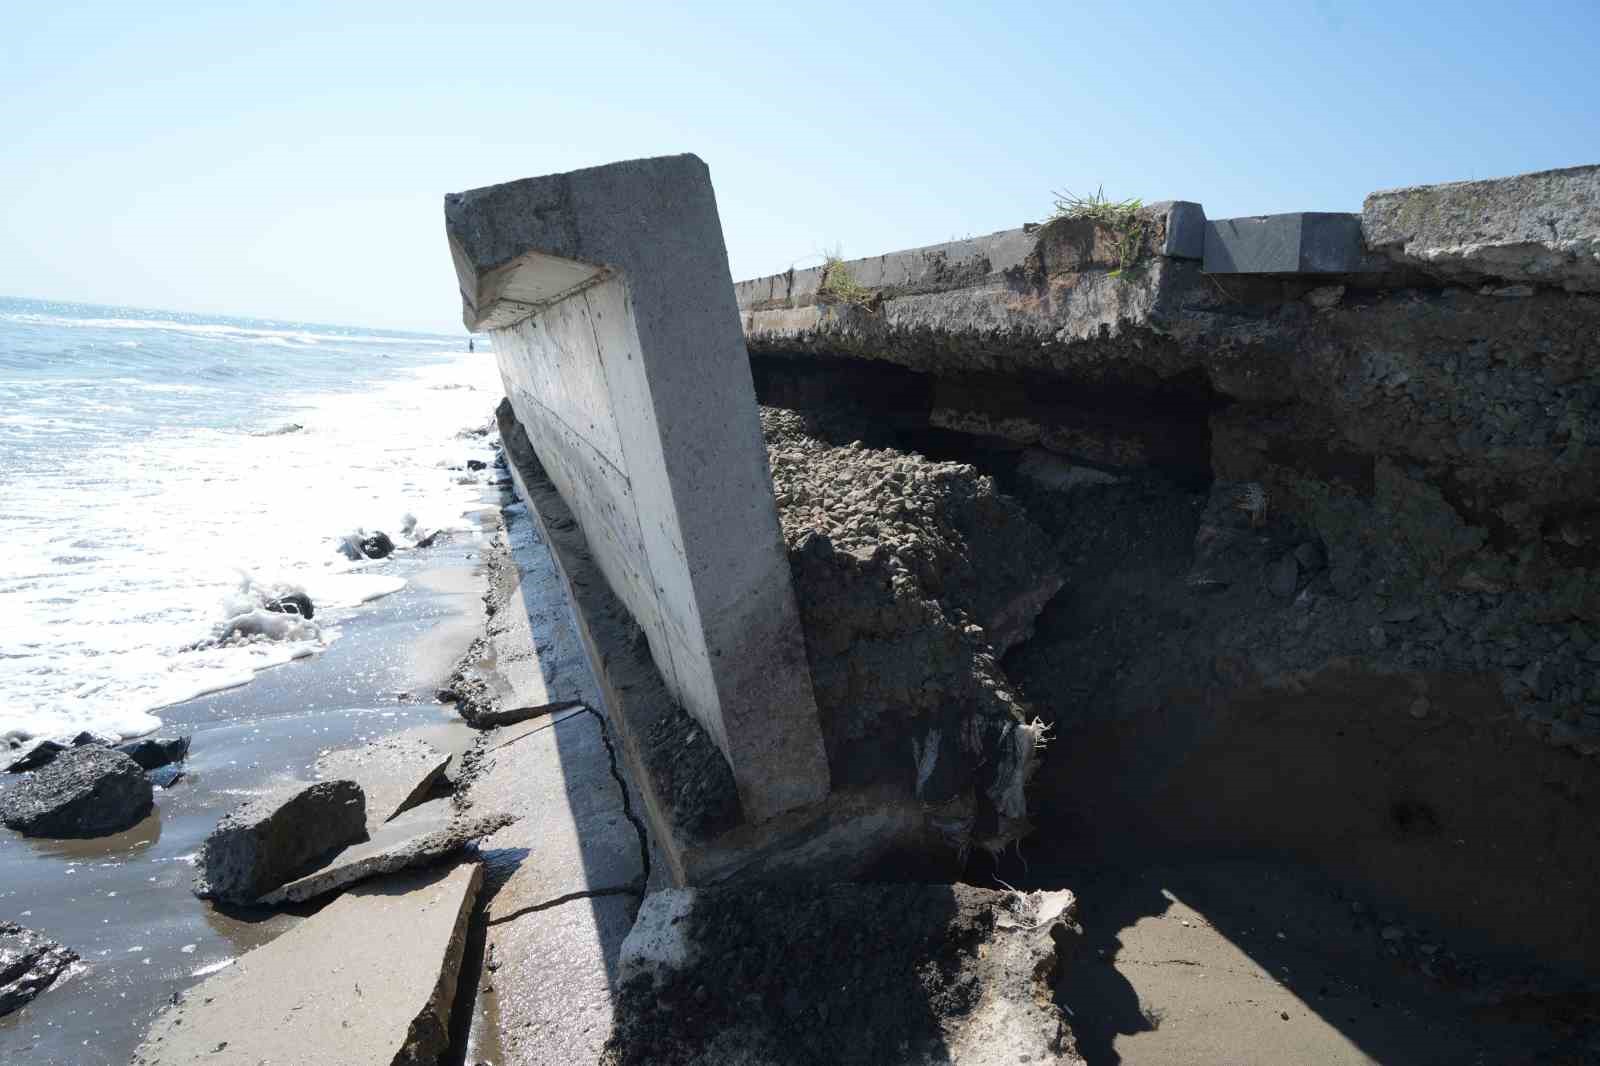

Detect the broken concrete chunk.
xmin=193 ymin=779 xmax=367 ymax=903
xmin=0 ymin=922 xmax=78 ymax=1017
xmin=315 ymin=733 xmax=450 ymax=829
xmin=0 ymin=746 xmax=152 ymax=838
xmin=257 ymin=802 xmax=515 ymax=905
xmin=135 ymin=863 xmax=482 ymax=1066
xmin=1363 ymin=164 xmax=1600 ymax=292
xmin=605 ymin=883 xmax=1084 ymax=1065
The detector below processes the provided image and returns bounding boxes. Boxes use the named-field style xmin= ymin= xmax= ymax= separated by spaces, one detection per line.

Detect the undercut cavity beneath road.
xmin=751 ymin=353 xmax=1222 ymax=490
xmin=752 ymin=349 xmax=1600 ymax=1063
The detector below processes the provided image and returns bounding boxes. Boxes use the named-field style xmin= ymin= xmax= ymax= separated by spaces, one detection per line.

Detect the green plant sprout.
xmin=1045 ymin=186 xmax=1148 ymax=277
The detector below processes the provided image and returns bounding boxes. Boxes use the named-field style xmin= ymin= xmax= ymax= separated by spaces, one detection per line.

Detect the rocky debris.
xmin=314 ymin=733 xmax=450 ymax=829
xmin=1363 ymin=164 xmax=1600 ymax=293
xmin=4 ymin=731 xmax=118 ymax=773
xmin=193 ymin=779 xmax=367 ymax=904
xmin=114 ymin=735 xmax=190 ymax=771
xmin=4 ymin=738 xmax=68 ymax=773
xmin=135 ymin=863 xmax=483 ymax=1066
xmin=766 ymin=407 xmax=1062 ymax=655
xmin=257 ymin=802 xmax=514 ymax=905
xmin=361 ymin=531 xmax=395 ymax=559
xmin=414 ymin=529 xmax=441 ymax=549
xmin=763 ymin=408 xmax=1054 ymax=855
xmin=0 ymin=922 xmax=78 ymax=1018
xmin=264 ymin=592 xmax=314 ymax=619
xmin=466 ymin=458 xmax=488 ymax=470
xmin=604 ymin=883 xmax=1083 ymax=1066
xmin=437 ymin=635 xmax=497 ymax=723
xmin=0 ymin=746 xmax=152 ymax=837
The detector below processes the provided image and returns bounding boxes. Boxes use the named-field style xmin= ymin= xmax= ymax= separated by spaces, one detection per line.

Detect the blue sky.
xmin=3 ymin=1 xmax=1596 ymax=333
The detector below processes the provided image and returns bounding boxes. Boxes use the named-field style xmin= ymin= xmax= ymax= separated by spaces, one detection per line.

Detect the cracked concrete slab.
xmin=315 ymin=729 xmax=452 ymax=830
xmin=134 ymin=863 xmax=482 ymax=1066
xmin=468 ymin=707 xmax=645 ymax=923
xmin=257 ymin=800 xmax=514 ymax=905
xmin=479 ymin=892 xmax=639 ymax=1066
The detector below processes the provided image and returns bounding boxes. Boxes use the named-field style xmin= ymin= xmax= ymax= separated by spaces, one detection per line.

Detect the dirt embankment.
xmin=763 ymin=408 xmax=1059 ymax=857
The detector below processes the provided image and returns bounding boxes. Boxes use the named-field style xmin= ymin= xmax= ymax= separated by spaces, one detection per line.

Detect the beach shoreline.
xmin=0 ymin=487 xmax=507 ymax=1065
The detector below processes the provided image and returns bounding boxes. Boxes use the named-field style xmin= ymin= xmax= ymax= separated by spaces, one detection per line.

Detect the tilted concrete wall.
xmin=444 ymin=155 xmax=830 ymax=824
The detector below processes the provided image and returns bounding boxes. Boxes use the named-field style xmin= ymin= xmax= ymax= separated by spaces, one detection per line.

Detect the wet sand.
xmin=0 ymin=524 xmax=495 ymax=1066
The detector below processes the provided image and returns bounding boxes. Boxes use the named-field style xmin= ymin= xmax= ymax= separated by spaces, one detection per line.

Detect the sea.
xmin=0 ymin=296 xmax=503 ymax=746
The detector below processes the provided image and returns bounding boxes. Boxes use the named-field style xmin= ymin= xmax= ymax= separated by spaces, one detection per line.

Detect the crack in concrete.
xmin=476 ymin=704 xmax=653 ymax=930
xmin=485 ymin=884 xmax=642 ymax=926
xmin=578 ymin=703 xmax=654 ymax=891
xmin=486 ymin=705 xmax=591 ymax=751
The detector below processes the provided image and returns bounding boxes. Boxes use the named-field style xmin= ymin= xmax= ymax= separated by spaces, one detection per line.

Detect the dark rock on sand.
xmin=415 ymin=529 xmax=441 ymax=549
xmin=466 ymin=459 xmax=487 ymax=471
xmin=0 ymin=747 xmax=153 ymax=837
xmin=193 ymin=779 xmax=367 ymax=904
xmin=360 ymin=532 xmax=395 ymax=560
xmin=264 ymin=592 xmax=315 ymax=620
xmin=115 ymin=735 xmax=190 ymax=771
xmin=0 ymin=922 xmax=79 ymax=1017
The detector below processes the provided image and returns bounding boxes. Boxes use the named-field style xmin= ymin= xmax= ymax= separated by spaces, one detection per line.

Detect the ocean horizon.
xmin=0 ymin=295 xmax=503 ymax=744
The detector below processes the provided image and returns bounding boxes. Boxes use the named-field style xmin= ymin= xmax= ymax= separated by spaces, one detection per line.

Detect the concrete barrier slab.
xmin=444 ymin=154 xmax=830 ymax=824
xmin=1204 ymin=212 xmax=1368 ymax=274
xmin=134 ymin=863 xmax=482 ymax=1066
xmin=1147 ymin=200 xmax=1207 ymax=259
xmin=1363 ymin=164 xmax=1600 ymax=291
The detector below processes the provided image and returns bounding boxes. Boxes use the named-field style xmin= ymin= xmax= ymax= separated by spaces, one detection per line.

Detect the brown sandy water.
xmin=0 ymin=532 xmax=491 ymax=1066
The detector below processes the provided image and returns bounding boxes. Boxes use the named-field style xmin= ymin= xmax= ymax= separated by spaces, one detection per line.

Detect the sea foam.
xmin=0 ymin=301 xmax=501 ymax=743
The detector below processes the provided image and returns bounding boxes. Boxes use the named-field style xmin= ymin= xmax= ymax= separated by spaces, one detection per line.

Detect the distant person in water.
xmin=468 ymin=338 xmax=474 ymax=352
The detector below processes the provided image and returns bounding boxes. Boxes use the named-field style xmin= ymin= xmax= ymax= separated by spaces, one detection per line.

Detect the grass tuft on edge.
xmin=1044 ymin=186 xmax=1148 ymax=277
